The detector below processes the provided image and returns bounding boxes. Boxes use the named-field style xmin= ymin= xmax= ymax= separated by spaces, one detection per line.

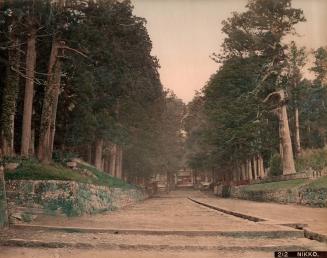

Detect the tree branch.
xmin=60 ymin=46 xmax=88 ymax=58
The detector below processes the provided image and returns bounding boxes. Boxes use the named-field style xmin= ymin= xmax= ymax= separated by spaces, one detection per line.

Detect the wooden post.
xmin=0 ymin=165 xmax=8 ymax=228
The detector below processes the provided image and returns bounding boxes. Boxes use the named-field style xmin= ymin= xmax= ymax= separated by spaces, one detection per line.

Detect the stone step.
xmin=11 ymin=224 xmax=304 ymax=238
xmin=1 ymin=228 xmax=325 ymax=250
xmin=1 ymin=236 xmax=326 ymax=252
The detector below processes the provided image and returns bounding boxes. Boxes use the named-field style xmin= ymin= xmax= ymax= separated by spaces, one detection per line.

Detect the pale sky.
xmin=132 ymin=0 xmax=327 ymax=102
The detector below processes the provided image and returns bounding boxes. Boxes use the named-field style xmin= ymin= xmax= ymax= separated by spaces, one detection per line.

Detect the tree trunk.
xmin=239 ymin=163 xmax=242 ymax=180
xmin=37 ymin=39 xmax=62 ymax=164
xmin=94 ymin=139 xmax=103 ymax=170
xmin=253 ymin=156 xmax=258 ymax=179
xmin=49 ymin=66 xmax=62 ymax=155
xmin=104 ymin=157 xmax=110 ymax=173
xmin=241 ymin=163 xmax=246 ymax=180
xmin=232 ymin=164 xmax=237 ymax=182
xmin=119 ymin=146 xmax=123 ymax=179
xmin=0 ymin=165 xmax=8 ymax=228
xmin=30 ymin=127 xmax=35 ymax=155
xmin=87 ymin=144 xmax=92 ymax=164
xmin=1 ymin=35 xmax=20 ymax=157
xmin=265 ymin=90 xmax=296 ymax=175
xmin=294 ymin=107 xmax=301 ymax=156
xmin=21 ymin=27 xmax=37 ymax=156
xmin=247 ymin=159 xmax=253 ymax=180
xmin=115 ymin=146 xmax=123 ymax=179
xmin=279 ymin=105 xmax=296 ymax=175
xmin=109 ymin=144 xmax=117 ymax=176
xmin=258 ymin=155 xmax=265 ymax=178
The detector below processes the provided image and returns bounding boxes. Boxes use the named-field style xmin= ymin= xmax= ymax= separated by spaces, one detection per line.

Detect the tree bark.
xmin=109 ymin=144 xmax=117 ymax=176
xmin=241 ymin=162 xmax=246 ymax=180
xmin=247 ymin=159 xmax=253 ymax=180
xmin=94 ymin=139 xmax=103 ymax=170
xmin=37 ymin=39 xmax=62 ymax=164
xmin=258 ymin=155 xmax=265 ymax=178
xmin=0 ymin=165 xmax=8 ymax=228
xmin=239 ymin=163 xmax=242 ymax=180
xmin=1 ymin=35 xmax=20 ymax=157
xmin=294 ymin=107 xmax=301 ymax=156
xmin=30 ymin=127 xmax=35 ymax=155
xmin=115 ymin=146 xmax=123 ymax=179
xmin=279 ymin=105 xmax=296 ymax=175
xmin=253 ymin=156 xmax=258 ymax=179
xmin=265 ymin=90 xmax=296 ymax=175
xmin=21 ymin=27 xmax=37 ymax=156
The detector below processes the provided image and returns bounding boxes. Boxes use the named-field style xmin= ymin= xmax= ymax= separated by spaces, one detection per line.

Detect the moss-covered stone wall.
xmin=6 ymin=180 xmax=148 ymax=220
xmin=227 ymin=183 xmax=327 ymax=207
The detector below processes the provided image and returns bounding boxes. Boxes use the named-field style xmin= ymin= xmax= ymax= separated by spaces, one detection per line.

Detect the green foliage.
xmin=185 ymin=0 xmax=323 ymax=181
xmin=296 ymin=149 xmax=327 ymax=172
xmin=304 ymin=176 xmax=327 ymax=190
xmin=44 ymin=198 xmax=79 ymax=217
xmin=79 ymin=163 xmax=134 ymax=189
xmin=5 ymin=159 xmax=135 ymax=189
xmin=269 ymin=153 xmax=283 ymax=176
xmin=201 ymin=56 xmax=277 ymax=169
xmin=52 ymin=151 xmax=78 ymax=164
xmin=21 ymin=213 xmax=34 ymax=223
xmin=0 ymin=0 xmax=173 ymax=182
xmin=243 ymin=179 xmax=307 ymax=192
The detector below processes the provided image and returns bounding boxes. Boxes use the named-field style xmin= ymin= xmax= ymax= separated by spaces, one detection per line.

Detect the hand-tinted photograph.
xmin=0 ymin=0 xmax=326 ymax=257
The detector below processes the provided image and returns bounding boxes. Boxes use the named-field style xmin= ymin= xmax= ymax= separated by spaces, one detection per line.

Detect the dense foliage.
xmin=185 ymin=0 xmax=327 ymax=181
xmin=0 ymin=0 xmax=183 ymax=183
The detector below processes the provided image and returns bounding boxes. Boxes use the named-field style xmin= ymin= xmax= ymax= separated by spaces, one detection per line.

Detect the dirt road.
xmin=1 ymin=190 xmax=326 ymax=258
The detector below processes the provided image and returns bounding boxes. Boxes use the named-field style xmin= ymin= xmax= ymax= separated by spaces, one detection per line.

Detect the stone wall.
xmin=215 ymin=179 xmax=327 ymax=207
xmin=249 ymin=172 xmax=309 ymax=185
xmin=5 ymin=180 xmax=148 ymax=221
xmin=249 ymin=169 xmax=327 ymax=185
xmin=229 ymin=186 xmax=300 ymax=204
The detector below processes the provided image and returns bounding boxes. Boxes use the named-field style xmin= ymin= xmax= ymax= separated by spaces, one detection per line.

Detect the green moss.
xmin=303 ymin=176 xmax=327 ymax=190
xmin=78 ymin=163 xmax=135 ymax=189
xmin=5 ymin=160 xmax=135 ymax=189
xmin=243 ymin=179 xmax=308 ymax=192
xmin=44 ymin=198 xmax=80 ymax=217
xmin=21 ymin=213 xmax=33 ymax=223
xmin=5 ymin=160 xmax=85 ymax=181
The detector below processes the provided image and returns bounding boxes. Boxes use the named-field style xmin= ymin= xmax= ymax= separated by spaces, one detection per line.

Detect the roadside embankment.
xmin=2 ymin=160 xmax=148 ymax=223
xmin=215 ymin=176 xmax=327 ymax=207
xmin=6 ymin=180 xmax=147 ymax=222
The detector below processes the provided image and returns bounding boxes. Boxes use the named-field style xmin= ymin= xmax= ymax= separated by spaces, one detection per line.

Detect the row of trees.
xmin=185 ymin=0 xmax=327 ymax=183
xmin=0 ymin=0 xmax=184 ymax=182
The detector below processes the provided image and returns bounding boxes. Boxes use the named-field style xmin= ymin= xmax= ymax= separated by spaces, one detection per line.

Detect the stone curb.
xmin=189 ymin=197 xmax=327 ymax=244
xmin=189 ymin=198 xmax=266 ymax=222
xmin=304 ymin=229 xmax=327 ymax=244
xmin=0 ymin=238 xmax=314 ymax=252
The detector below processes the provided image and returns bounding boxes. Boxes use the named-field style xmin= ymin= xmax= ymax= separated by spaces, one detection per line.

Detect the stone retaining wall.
xmin=229 ymin=186 xmax=300 ymax=204
xmin=214 ymin=180 xmax=327 ymax=207
xmin=5 ymin=180 xmax=148 ymax=221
